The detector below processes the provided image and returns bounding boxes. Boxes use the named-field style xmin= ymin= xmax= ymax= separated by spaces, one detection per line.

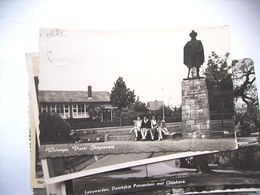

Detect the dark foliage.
xmin=39 ymin=112 xmax=72 ymax=144
xmin=204 ymin=52 xmax=234 ymax=120
xmin=110 ymin=77 xmax=136 ymax=111
xmin=110 ymin=77 xmax=136 ymax=125
xmin=133 ymin=97 xmax=148 ymax=113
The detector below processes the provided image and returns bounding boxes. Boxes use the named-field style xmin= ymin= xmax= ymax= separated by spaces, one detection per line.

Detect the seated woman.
xmin=157 ymin=119 xmax=169 ymax=141
xmin=151 ymin=116 xmax=158 ymax=140
xmin=130 ymin=117 xmax=142 ymax=141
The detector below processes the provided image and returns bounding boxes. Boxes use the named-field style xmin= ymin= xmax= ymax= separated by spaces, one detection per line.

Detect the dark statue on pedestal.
xmin=182 ymin=31 xmax=211 ymax=138
xmin=184 ymin=30 xmax=205 ymax=78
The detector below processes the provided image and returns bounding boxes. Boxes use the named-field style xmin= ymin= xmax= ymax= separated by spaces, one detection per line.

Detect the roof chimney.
xmin=88 ymin=85 xmax=93 ymax=99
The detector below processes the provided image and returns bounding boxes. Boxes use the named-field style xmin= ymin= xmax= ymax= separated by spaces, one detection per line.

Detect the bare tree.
xmin=233 ymin=58 xmax=258 ymax=107
xmin=232 ymin=58 xmax=259 ymax=136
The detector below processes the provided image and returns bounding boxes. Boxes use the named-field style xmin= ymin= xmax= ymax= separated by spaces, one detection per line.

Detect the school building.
xmin=38 ymin=85 xmax=115 ymax=122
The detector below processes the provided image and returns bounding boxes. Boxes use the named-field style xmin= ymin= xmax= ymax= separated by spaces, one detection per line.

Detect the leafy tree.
xmin=39 ymin=112 xmax=72 ymax=144
xmin=110 ymin=77 xmax=136 ymax=125
xmin=232 ymin=58 xmax=259 ymax=135
xmin=172 ymin=106 xmax=182 ymax=122
xmin=204 ymin=52 xmax=233 ymax=90
xmin=87 ymin=105 xmax=104 ymax=121
xmin=204 ymin=52 xmax=234 ymax=122
xmin=158 ymin=105 xmax=174 ymax=117
xmin=133 ymin=97 xmax=148 ymax=112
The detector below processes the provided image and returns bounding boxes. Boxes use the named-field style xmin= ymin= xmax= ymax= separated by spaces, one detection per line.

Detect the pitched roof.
xmin=38 ymin=90 xmax=110 ymax=103
xmin=147 ymin=100 xmax=164 ymax=111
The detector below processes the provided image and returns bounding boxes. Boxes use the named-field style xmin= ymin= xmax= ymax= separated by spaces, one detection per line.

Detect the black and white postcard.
xmin=29 ymin=52 xmax=260 ymax=193
xmin=36 ymin=26 xmax=236 ymax=159
xmin=67 ymin=146 xmax=260 ymax=195
xmin=41 ymin=151 xmax=216 ymax=184
xmin=26 ymin=53 xmax=45 ymax=188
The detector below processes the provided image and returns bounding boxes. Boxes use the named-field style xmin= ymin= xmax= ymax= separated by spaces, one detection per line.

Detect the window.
xmin=64 ymin=105 xmax=70 ymax=118
xmin=72 ymin=104 xmax=78 ymax=118
xmin=41 ymin=105 xmax=48 ymax=113
xmin=71 ymin=104 xmax=90 ymax=118
xmin=56 ymin=105 xmax=64 ymax=113
xmin=50 ymin=105 xmax=56 ymax=113
xmin=85 ymin=104 xmax=90 ymax=118
xmin=78 ymin=104 xmax=87 ymax=118
xmin=78 ymin=104 xmax=85 ymax=113
xmin=56 ymin=105 xmax=64 ymax=118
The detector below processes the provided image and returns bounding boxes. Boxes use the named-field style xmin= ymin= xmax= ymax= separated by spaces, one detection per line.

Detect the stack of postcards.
xmin=27 ymin=26 xmax=260 ymax=195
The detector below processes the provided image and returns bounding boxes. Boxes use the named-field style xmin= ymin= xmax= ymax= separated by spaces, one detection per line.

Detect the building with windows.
xmin=38 ymin=86 xmax=115 ymax=122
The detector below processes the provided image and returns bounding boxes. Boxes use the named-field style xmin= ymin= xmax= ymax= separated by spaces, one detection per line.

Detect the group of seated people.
xmin=130 ymin=116 xmax=169 ymax=141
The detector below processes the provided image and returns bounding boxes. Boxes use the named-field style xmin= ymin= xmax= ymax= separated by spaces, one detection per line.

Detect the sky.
xmin=38 ymin=26 xmax=230 ymax=107
xmin=0 ymin=0 xmax=260 ymax=194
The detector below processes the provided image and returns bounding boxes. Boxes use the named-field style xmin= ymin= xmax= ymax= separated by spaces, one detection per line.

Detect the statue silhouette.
xmin=183 ymin=30 xmax=205 ymax=78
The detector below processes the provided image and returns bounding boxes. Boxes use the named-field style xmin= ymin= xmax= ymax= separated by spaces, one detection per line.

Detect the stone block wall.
xmin=181 ymin=78 xmax=211 ymax=138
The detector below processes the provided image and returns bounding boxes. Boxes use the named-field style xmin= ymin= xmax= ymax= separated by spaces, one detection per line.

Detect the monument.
xmin=182 ymin=30 xmax=211 ymax=138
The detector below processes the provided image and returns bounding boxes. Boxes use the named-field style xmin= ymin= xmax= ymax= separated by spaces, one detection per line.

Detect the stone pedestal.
xmin=181 ymin=78 xmax=211 ymax=138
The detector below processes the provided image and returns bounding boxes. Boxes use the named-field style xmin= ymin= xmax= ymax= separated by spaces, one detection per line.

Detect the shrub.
xmin=39 ymin=113 xmax=72 ymax=144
